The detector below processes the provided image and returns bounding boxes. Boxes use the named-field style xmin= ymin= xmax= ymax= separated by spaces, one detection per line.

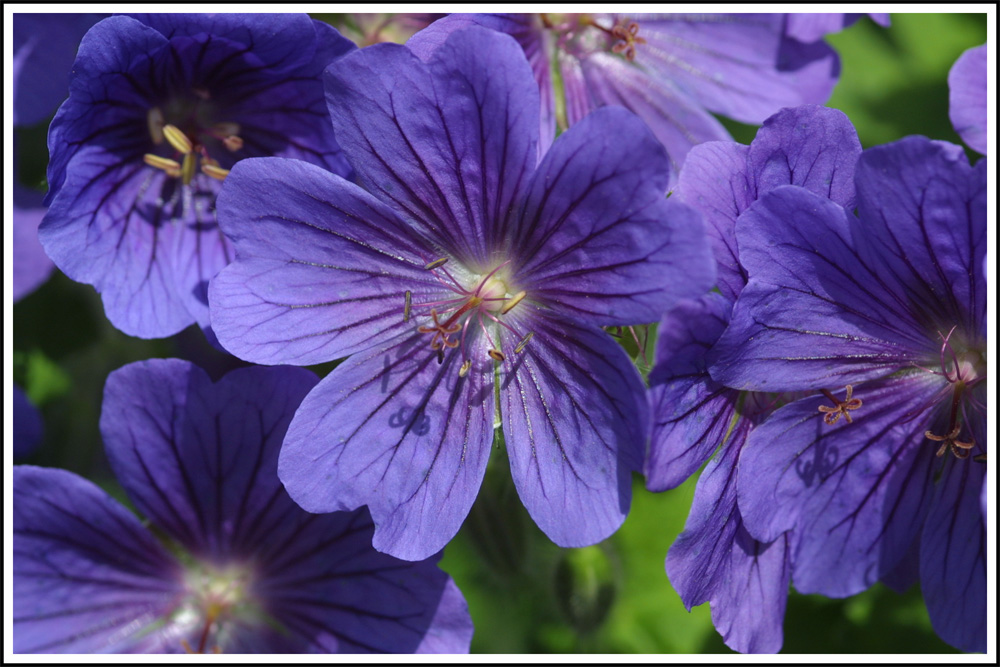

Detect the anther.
xmin=163 ymin=124 xmax=193 ymax=155
xmin=459 ymin=359 xmax=472 ymax=377
xmin=143 ymin=153 xmax=182 ymax=178
xmin=201 ymin=163 xmax=230 ymax=181
xmin=147 ymin=108 xmax=165 ymax=144
xmin=404 ymin=291 xmax=412 ymax=322
xmin=817 ymin=385 xmax=863 ymax=425
xmin=181 ymin=153 xmax=197 ymax=185
xmin=437 ymin=350 xmax=445 ymax=364
xmin=425 ymin=257 xmax=449 ymax=270
xmin=222 ymin=135 xmax=244 ymax=152
xmin=213 ymin=122 xmax=241 ymax=137
xmin=973 ymin=453 xmax=987 ymax=463
xmin=488 ymin=348 xmax=505 ymax=362
xmin=514 ymin=332 xmax=534 ymax=354
xmin=501 ymin=290 xmax=527 ymax=314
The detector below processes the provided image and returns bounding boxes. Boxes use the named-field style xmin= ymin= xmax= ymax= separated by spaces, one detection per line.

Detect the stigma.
xmin=143 ymin=105 xmax=243 ymax=184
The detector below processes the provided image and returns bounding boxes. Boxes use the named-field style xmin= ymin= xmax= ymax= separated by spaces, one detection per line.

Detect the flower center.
xmin=174 ymin=561 xmax=256 ymax=654
xmin=410 ymin=258 xmax=532 ymax=373
xmin=143 ymin=93 xmax=243 ymax=184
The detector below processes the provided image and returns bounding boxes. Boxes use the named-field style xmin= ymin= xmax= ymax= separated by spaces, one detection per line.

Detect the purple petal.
xmin=646 ymin=293 xmax=739 ymax=491
xmin=325 ymin=26 xmax=539 ymax=267
xmin=515 ymin=106 xmax=715 ymax=325
xmin=710 ymin=186 xmax=931 ymax=391
xmin=666 ymin=427 xmax=790 ymax=654
xmin=279 ymin=334 xmax=495 ymax=562
xmin=13 ymin=466 xmax=184 ymax=653
xmin=209 ymin=157 xmax=442 ymax=365
xmin=736 ymin=374 xmax=944 ymax=598
xmin=13 ymin=183 xmax=54 ymax=303
xmin=100 ymin=359 xmax=318 ymax=560
xmin=920 ymin=457 xmax=986 ymax=652
xmin=12 ymin=13 xmax=107 ymax=126
xmin=13 ymin=385 xmax=43 ymax=459
xmin=948 ymin=44 xmax=987 ymax=154
xmin=782 ymin=13 xmax=890 ymax=42
xmin=856 ymin=137 xmax=987 ymax=336
xmin=499 ymin=315 xmax=646 ymax=547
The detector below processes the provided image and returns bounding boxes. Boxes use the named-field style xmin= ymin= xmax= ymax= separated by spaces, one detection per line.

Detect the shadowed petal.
xmin=279 ymin=335 xmax=495 ymax=562
xmin=13 ymin=466 xmax=184 ymax=653
xmin=499 ymin=315 xmax=646 ymax=547
xmin=325 ymin=26 xmax=539 ymax=266
xmin=948 ymin=44 xmax=987 ymax=155
xmin=646 ymin=293 xmax=738 ymax=491
xmin=13 ymin=184 xmax=54 ymax=303
xmin=666 ymin=425 xmax=790 ymax=654
xmin=736 ymin=374 xmax=943 ymax=598
xmin=13 ymin=385 xmax=44 ymax=459
xmin=209 ymin=157 xmax=442 ymax=365
xmin=711 ymin=186 xmax=929 ymax=391
xmin=920 ymin=456 xmax=986 ymax=653
xmin=515 ymin=107 xmax=715 ymax=325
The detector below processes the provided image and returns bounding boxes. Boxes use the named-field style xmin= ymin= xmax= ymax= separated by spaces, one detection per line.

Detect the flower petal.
xmin=13 ymin=182 xmax=54 ymax=303
xmin=279 ymin=334 xmax=495 ymax=562
xmin=948 ymin=44 xmax=987 ymax=155
xmin=499 ymin=315 xmax=646 ymax=547
xmin=515 ymin=106 xmax=715 ymax=325
xmin=209 ymin=157 xmax=442 ymax=365
xmin=646 ymin=293 xmax=738 ymax=491
xmin=14 ymin=466 xmax=183 ymax=653
xmin=666 ymin=427 xmax=790 ymax=654
xmin=325 ymin=26 xmax=539 ymax=266
xmin=710 ymin=186 xmax=929 ymax=391
xmin=736 ymin=374 xmax=943 ymax=598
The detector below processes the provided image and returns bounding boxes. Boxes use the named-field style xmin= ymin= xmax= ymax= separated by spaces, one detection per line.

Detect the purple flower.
xmin=948 ymin=43 xmax=987 ymax=155
xmin=13 ymin=359 xmax=472 ymax=654
xmin=409 ymin=13 xmax=840 ymax=184
xmin=208 ymin=26 xmax=715 ymax=561
xmin=783 ymin=13 xmax=890 ymax=43
xmin=645 ymin=105 xmax=861 ymax=653
xmin=710 ymin=137 xmax=986 ymax=652
xmin=38 ymin=14 xmax=354 ymax=338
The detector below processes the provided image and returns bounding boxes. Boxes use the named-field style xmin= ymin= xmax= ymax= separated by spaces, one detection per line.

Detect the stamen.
xmin=501 ymin=290 xmax=527 ymax=314
xmin=212 ymin=122 xmax=241 ymax=137
xmin=201 ymin=163 xmax=230 ymax=181
xmin=404 ymin=291 xmax=412 ymax=322
xmin=973 ymin=453 xmax=986 ymax=463
xmin=488 ymin=348 xmax=505 ymax=362
xmin=144 ymin=153 xmax=182 ymax=178
xmin=817 ymin=385 xmax=863 ymax=425
xmin=163 ymin=124 xmax=193 ymax=155
xmin=147 ymin=108 xmax=165 ymax=144
xmin=425 ymin=257 xmax=449 ymax=270
xmin=181 ymin=153 xmax=198 ymax=185
xmin=222 ymin=135 xmax=244 ymax=152
xmin=459 ymin=359 xmax=472 ymax=377
xmin=514 ymin=332 xmax=534 ymax=354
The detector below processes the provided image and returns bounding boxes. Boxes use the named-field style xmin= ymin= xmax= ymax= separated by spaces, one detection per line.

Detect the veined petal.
xmin=279 ymin=334 xmax=495 ymax=562
xmin=920 ymin=455 xmax=986 ymax=653
xmin=13 ymin=466 xmax=184 ymax=653
xmin=499 ymin=315 xmax=646 ymax=547
xmin=666 ymin=426 xmax=789 ymax=654
xmin=515 ymin=106 xmax=715 ymax=325
xmin=100 ymin=359 xmax=319 ymax=561
xmin=646 ymin=293 xmax=739 ymax=491
xmin=948 ymin=44 xmax=987 ymax=155
xmin=325 ymin=26 xmax=539 ymax=266
xmin=855 ymin=137 xmax=986 ymax=335
xmin=736 ymin=374 xmax=943 ymax=598
xmin=209 ymin=157 xmax=442 ymax=365
xmin=711 ymin=186 xmax=929 ymax=391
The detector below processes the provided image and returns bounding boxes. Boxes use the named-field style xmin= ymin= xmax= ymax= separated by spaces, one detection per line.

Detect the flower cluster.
xmin=11 ymin=11 xmax=989 ymax=656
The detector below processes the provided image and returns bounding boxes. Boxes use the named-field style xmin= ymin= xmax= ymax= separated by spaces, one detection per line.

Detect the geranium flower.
xmin=13 ymin=359 xmax=472 ymax=653
xmin=710 ymin=137 xmax=986 ymax=652
xmin=408 ymin=13 xmax=840 ymax=184
xmin=645 ymin=105 xmax=861 ymax=652
xmin=38 ymin=13 xmax=354 ymax=338
xmin=948 ymin=43 xmax=987 ymax=155
xmin=209 ymin=26 xmax=715 ymax=561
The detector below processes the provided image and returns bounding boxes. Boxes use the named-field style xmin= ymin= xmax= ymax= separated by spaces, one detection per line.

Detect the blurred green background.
xmin=12 ymin=12 xmax=987 ymax=654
